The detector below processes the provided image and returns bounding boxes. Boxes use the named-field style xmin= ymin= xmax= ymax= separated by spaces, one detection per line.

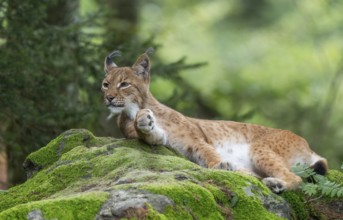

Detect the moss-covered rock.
xmin=0 ymin=129 xmax=342 ymax=219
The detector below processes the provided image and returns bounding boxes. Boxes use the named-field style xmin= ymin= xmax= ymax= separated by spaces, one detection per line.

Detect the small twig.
xmin=305 ymin=194 xmax=323 ymax=203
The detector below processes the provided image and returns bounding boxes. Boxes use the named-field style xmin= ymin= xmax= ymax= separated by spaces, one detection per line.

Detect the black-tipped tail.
xmin=311 ymin=160 xmax=328 ymax=176
xmin=307 ymin=160 xmax=328 ymax=183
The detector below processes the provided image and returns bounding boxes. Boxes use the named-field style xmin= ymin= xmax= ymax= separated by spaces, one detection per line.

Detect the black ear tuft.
xmin=108 ymin=50 xmax=122 ymax=58
xmin=104 ymin=50 xmax=121 ymax=73
xmin=145 ymin=47 xmax=154 ymax=55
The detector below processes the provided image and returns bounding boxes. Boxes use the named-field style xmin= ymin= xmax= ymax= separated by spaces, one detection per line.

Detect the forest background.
xmin=0 ymin=0 xmax=342 ymax=189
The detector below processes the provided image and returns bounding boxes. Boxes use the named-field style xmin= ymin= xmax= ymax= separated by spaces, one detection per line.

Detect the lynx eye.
xmin=119 ymin=82 xmax=131 ymax=88
xmin=102 ymin=82 xmax=109 ymax=89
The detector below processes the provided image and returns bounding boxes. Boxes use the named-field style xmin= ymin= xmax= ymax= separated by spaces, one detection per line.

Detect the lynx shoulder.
xmin=101 ymin=49 xmax=328 ymax=194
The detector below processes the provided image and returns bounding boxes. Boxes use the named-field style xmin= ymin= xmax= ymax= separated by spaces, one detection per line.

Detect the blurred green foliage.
xmin=0 ymin=0 xmax=103 ymax=184
xmin=0 ymin=0 xmax=342 ymax=185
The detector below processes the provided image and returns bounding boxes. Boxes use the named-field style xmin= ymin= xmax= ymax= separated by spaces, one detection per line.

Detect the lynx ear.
xmin=132 ymin=49 xmax=152 ymax=82
xmin=104 ymin=50 xmax=121 ymax=73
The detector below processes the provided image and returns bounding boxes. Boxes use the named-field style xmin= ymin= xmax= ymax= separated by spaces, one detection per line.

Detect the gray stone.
xmin=27 ymin=209 xmax=45 ymax=220
xmin=244 ymin=183 xmax=291 ymax=219
xmin=96 ymin=189 xmax=173 ymax=220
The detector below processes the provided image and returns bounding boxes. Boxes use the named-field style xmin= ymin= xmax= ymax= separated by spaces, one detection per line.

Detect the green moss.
xmin=1 ymin=129 xmax=318 ymax=219
xmin=282 ymin=191 xmax=309 ymax=220
xmin=0 ymin=157 xmax=94 ymax=211
xmin=26 ymin=129 xmax=96 ymax=168
xmin=190 ymin=169 xmax=269 ymax=194
xmin=142 ymin=181 xmax=224 ymax=219
xmin=202 ymin=182 xmax=231 ymax=206
xmin=188 ymin=170 xmax=284 ymax=220
xmin=231 ymin=191 xmax=283 ymax=220
xmin=88 ymin=136 xmax=117 ymax=148
xmin=160 ymin=205 xmax=194 ymax=219
xmin=140 ymin=170 xmax=284 ymax=220
xmin=145 ymin=204 xmax=168 ymax=220
xmin=202 ymin=182 xmax=233 ymax=218
xmin=0 ymin=130 xmax=192 ymax=214
xmin=114 ymin=139 xmax=183 ymax=157
xmin=327 ymin=170 xmax=343 ymax=184
xmin=0 ymin=192 xmax=108 ymax=220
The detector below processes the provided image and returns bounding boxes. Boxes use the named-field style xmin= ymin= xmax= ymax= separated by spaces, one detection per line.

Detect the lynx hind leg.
xmin=213 ymin=162 xmax=233 ymax=171
xmin=262 ymin=177 xmax=287 ymax=194
xmin=135 ymin=109 xmax=166 ymax=145
xmin=251 ymin=147 xmax=302 ymax=194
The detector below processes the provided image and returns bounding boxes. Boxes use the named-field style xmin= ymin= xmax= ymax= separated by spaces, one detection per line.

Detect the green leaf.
xmin=331 ymin=188 xmax=339 ymax=198
xmin=313 ymin=175 xmax=326 ymax=184
xmin=302 ymin=183 xmax=319 ymax=196
xmin=338 ymin=189 xmax=343 ymax=197
xmin=294 ymin=163 xmax=343 ymax=198
xmin=230 ymin=193 xmax=238 ymax=208
xmin=291 ymin=164 xmax=315 ymax=178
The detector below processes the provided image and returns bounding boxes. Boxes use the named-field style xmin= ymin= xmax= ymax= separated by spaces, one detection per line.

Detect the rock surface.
xmin=0 ymin=129 xmax=342 ymax=219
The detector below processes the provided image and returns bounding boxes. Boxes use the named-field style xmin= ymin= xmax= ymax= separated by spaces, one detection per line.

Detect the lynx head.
xmin=101 ymin=48 xmax=153 ymax=119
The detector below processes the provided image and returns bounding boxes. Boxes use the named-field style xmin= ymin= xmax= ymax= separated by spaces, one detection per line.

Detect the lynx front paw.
xmin=262 ymin=177 xmax=286 ymax=194
xmin=135 ymin=109 xmax=155 ymax=134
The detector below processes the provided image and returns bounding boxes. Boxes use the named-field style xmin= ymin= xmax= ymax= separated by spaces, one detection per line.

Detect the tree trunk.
xmin=0 ymin=122 xmax=8 ymax=190
xmin=0 ymin=152 xmax=8 ymax=190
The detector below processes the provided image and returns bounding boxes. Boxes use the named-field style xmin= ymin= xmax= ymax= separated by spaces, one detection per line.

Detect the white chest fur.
xmin=215 ymin=141 xmax=253 ymax=171
xmin=124 ymin=103 xmax=140 ymax=119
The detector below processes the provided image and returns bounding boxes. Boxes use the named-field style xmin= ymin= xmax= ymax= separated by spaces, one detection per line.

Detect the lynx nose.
xmin=106 ymin=96 xmax=115 ymax=102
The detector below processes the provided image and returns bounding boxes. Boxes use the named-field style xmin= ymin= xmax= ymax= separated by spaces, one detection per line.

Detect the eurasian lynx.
xmin=101 ymin=49 xmax=328 ymax=193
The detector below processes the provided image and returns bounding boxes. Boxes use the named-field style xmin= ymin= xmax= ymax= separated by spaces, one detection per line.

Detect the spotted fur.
xmin=101 ymin=50 xmax=328 ymax=193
